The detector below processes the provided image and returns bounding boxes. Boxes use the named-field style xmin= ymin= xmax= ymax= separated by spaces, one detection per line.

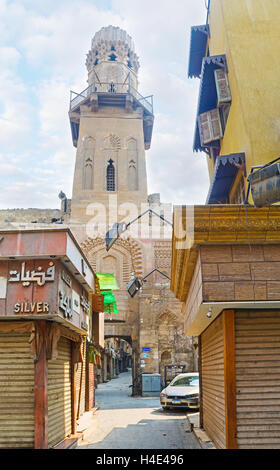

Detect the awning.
xmin=95 ymin=273 xmax=119 ymax=290
xmin=206 ymin=153 xmax=246 ymax=204
xmin=101 ymin=290 xmax=119 ymax=315
xmin=193 ymin=55 xmax=228 ymax=152
xmin=188 ymin=25 xmax=210 ymax=79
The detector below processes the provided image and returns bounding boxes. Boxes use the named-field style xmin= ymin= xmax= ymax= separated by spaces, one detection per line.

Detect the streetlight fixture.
xmin=127 ymin=277 xmax=142 ymax=298
xmin=105 ymin=222 xmax=127 ymax=252
xmin=126 ymin=269 xmax=171 ymax=298
xmin=105 ymin=209 xmax=172 ymax=252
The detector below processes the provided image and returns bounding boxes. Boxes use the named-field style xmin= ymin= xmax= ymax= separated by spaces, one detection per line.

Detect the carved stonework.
xmin=81 ymin=236 xmax=144 ymax=285
xmin=86 ymin=26 xmax=140 ymax=73
xmin=108 ymin=134 xmax=121 ymax=150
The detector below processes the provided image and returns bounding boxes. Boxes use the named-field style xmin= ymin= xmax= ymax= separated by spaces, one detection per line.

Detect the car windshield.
xmin=170 ymin=376 xmax=199 ymax=387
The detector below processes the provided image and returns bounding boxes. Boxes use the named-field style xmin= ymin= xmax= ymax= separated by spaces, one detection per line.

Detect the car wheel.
xmin=162 ymin=406 xmax=170 ymax=411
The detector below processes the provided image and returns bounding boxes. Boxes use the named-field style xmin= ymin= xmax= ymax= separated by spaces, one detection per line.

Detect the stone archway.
xmin=82 ymin=236 xmax=144 ymax=392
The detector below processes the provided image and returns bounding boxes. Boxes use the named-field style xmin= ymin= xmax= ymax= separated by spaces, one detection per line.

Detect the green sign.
xmin=101 ymin=289 xmax=119 ymax=315
xmin=96 ymin=273 xmax=119 ymax=290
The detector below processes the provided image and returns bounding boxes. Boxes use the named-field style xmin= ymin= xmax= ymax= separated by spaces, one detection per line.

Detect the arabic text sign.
xmin=8 ymin=261 xmax=55 ymax=287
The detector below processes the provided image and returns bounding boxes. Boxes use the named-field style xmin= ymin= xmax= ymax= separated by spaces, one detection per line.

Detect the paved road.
xmin=78 ymin=370 xmax=200 ymax=449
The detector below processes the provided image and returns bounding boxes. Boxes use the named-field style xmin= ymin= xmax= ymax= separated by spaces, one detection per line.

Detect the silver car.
xmin=160 ymin=372 xmax=199 ymax=410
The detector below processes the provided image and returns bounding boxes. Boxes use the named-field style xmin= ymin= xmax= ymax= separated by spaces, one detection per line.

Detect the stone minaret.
xmin=69 ymin=26 xmax=154 ymax=227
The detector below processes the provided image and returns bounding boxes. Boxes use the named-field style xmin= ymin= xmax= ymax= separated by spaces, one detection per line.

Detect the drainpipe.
xmin=206 ymin=0 xmax=211 ymax=25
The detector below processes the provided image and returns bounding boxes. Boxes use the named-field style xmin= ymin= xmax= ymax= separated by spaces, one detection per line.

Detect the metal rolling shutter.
xmin=201 ymin=314 xmax=226 ymax=449
xmin=48 ymin=337 xmax=72 ymax=448
xmin=76 ymin=341 xmax=86 ymax=418
xmin=0 ymin=333 xmax=34 ymax=448
xmin=235 ymin=310 xmax=280 ymax=449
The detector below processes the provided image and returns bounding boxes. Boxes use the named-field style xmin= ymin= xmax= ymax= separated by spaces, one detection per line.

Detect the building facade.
xmin=189 ymin=0 xmax=280 ymax=205
xmin=68 ymin=25 xmax=196 ymax=389
xmin=0 ymin=228 xmax=100 ymax=448
xmin=170 ymin=0 xmax=280 ymax=449
xmin=0 ymin=26 xmax=197 ymax=398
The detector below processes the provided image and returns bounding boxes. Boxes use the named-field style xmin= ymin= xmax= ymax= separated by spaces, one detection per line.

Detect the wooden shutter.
xmin=198 ymin=108 xmax=223 ymax=145
xmin=48 ymin=337 xmax=72 ymax=448
xmin=201 ymin=314 xmax=226 ymax=449
xmin=0 ymin=333 xmax=34 ymax=448
xmin=214 ymin=69 xmax=232 ymax=105
xmin=235 ymin=310 xmax=280 ymax=449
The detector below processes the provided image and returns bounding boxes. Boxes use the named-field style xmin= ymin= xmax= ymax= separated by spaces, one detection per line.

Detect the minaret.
xmin=69 ymin=26 xmax=154 ymax=226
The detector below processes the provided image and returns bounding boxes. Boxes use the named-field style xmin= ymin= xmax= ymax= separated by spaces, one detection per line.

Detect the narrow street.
xmin=77 ymin=371 xmax=200 ymax=450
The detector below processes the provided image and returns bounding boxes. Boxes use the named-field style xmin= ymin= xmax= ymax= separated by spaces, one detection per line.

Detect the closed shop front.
xmin=0 ymin=333 xmax=34 ymax=449
xmin=0 ymin=229 xmax=97 ymax=448
xmin=48 ymin=336 xmax=72 ymax=448
xmin=201 ymin=314 xmax=226 ymax=449
xmin=235 ymin=310 xmax=280 ymax=449
xmin=76 ymin=340 xmax=86 ymax=419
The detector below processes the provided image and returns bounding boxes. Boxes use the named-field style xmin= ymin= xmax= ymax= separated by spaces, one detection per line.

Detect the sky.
xmin=0 ymin=0 xmax=209 ymax=210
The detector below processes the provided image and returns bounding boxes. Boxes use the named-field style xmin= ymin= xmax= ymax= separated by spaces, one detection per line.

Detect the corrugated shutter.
xmin=80 ymin=343 xmax=86 ymax=415
xmin=48 ymin=337 xmax=72 ymax=448
xmin=201 ymin=314 xmax=226 ymax=449
xmin=76 ymin=341 xmax=86 ymax=418
xmin=235 ymin=310 xmax=280 ymax=449
xmin=0 ymin=333 xmax=34 ymax=448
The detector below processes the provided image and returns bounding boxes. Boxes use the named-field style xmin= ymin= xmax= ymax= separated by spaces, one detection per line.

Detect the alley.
xmin=77 ymin=371 xmax=200 ymax=450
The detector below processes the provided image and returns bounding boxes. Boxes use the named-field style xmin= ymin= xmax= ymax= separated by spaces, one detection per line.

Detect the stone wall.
xmin=200 ymin=244 xmax=280 ymax=302
xmin=0 ymin=200 xmax=71 ymax=227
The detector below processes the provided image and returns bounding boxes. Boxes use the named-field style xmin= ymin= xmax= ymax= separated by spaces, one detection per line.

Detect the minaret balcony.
xmin=69 ymin=82 xmax=154 ymax=149
xmin=70 ymin=82 xmax=153 ymax=115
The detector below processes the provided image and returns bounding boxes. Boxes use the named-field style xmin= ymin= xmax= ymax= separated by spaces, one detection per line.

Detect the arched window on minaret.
xmin=84 ymin=158 xmax=93 ymax=190
xmin=127 ymin=139 xmax=138 ymax=191
xmin=128 ymin=160 xmax=137 ymax=191
xmin=106 ymin=159 xmax=115 ymax=191
xmin=83 ymin=137 xmax=95 ymax=190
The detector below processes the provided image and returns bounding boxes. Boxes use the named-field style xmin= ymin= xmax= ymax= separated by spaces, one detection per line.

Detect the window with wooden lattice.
xmin=214 ymin=68 xmax=232 ymax=106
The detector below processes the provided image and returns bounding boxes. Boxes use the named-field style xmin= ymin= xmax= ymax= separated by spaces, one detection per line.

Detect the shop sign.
xmin=61 ymin=270 xmax=72 ymax=287
xmin=81 ymin=320 xmax=88 ymax=331
xmin=81 ymin=294 xmax=90 ymax=314
xmin=8 ymin=262 xmax=55 ymax=287
xmin=14 ymin=302 xmax=50 ymax=314
xmin=72 ymin=290 xmax=80 ymax=314
xmin=59 ymin=291 xmax=73 ymax=319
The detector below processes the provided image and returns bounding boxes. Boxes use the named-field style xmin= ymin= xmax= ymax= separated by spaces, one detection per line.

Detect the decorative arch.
xmin=82 ymin=136 xmax=95 ymax=190
xmin=106 ymin=159 xmax=115 ymax=191
xmin=81 ymin=236 xmax=144 ymax=288
xmin=161 ymin=351 xmax=172 ymax=362
xmin=104 ymin=134 xmax=121 ymax=150
xmin=156 ymin=309 xmax=178 ymax=327
xmin=127 ymin=138 xmax=138 ymax=191
xmin=103 ymin=134 xmax=121 ymax=191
